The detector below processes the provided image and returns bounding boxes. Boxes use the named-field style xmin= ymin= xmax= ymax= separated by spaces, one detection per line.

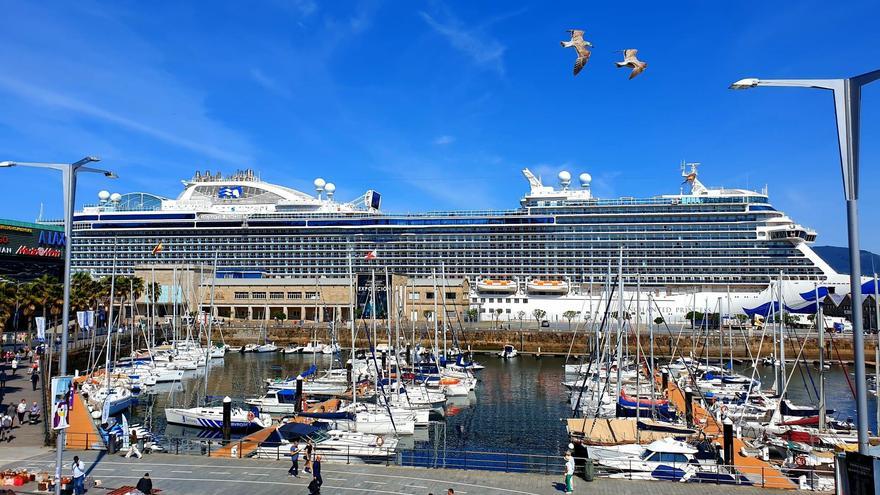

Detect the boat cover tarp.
xmin=566 ymin=418 xmax=693 ymax=445
xmin=278 ymin=422 xmax=325 ymax=440
xmin=298 ymin=411 xmax=354 ymax=420
xmin=780 ymin=400 xmax=833 ymax=417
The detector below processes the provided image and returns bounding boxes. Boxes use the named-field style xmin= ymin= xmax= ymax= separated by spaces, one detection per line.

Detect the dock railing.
xmin=63 ymin=431 xmax=834 ymax=491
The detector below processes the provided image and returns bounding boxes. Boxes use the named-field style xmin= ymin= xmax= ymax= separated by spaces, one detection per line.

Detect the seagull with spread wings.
xmin=615 ymin=49 xmax=648 ymax=79
xmin=560 ymin=29 xmax=593 ymax=76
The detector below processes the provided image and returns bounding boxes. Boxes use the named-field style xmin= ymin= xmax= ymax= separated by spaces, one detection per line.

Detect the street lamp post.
xmin=729 ymin=69 xmax=880 ymax=454
xmin=0 ymin=157 xmax=116 ymax=494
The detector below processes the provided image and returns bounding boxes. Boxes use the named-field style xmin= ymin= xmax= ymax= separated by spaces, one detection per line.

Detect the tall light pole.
xmin=729 ymin=69 xmax=880 ymax=453
xmin=0 ymin=157 xmax=116 ymax=494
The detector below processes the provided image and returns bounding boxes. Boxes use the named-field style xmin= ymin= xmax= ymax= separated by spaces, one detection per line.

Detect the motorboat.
xmin=301 ymin=341 xmax=327 ymax=354
xmin=246 ymin=389 xmax=302 ymax=414
xmin=243 ymin=344 xmax=259 ymax=353
xmin=498 ymin=344 xmax=518 ymax=359
xmin=281 ymin=345 xmax=304 ymax=354
xmin=256 ymin=423 xmax=398 ymax=462
xmin=254 ymin=342 xmax=278 ymax=353
xmin=589 ymin=438 xmax=737 ymax=483
xmin=164 ymin=405 xmax=271 ymax=431
xmin=323 ymin=342 xmax=341 ymax=354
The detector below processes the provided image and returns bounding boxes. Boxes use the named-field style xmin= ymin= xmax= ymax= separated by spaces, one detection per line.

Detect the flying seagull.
xmin=615 ymin=49 xmax=647 ymax=79
xmin=560 ymin=29 xmax=593 ymax=76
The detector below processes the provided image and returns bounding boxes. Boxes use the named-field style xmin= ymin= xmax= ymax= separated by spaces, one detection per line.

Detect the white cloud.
xmin=419 ymin=10 xmax=506 ymax=75
xmin=250 ymin=68 xmax=293 ymax=99
xmin=433 ymin=135 xmax=455 ymax=145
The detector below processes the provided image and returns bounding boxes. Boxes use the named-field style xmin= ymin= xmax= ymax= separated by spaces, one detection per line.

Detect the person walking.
xmin=288 ymin=443 xmax=300 ymax=477
xmin=563 ymin=451 xmax=575 ymax=494
xmin=16 ymin=399 xmax=27 ymax=426
xmin=309 ymin=454 xmax=323 ymax=493
xmin=30 ymin=370 xmax=39 ymax=391
xmin=0 ymin=369 xmax=7 ymax=392
xmin=0 ymin=411 xmax=11 ymax=441
xmin=125 ymin=430 xmax=143 ymax=458
xmin=135 ymin=473 xmax=153 ymax=494
xmin=9 ymin=358 xmax=17 ymax=376
xmin=71 ymin=455 xmax=87 ymax=495
xmin=304 ymin=440 xmax=314 ymax=473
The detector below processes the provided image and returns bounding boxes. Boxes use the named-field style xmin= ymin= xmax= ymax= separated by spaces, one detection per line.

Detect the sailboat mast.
xmin=172 ymin=266 xmax=177 ymax=344
xmin=348 ymin=249 xmax=357 ymax=407
xmin=432 ymin=268 xmax=439 ymax=362
xmin=874 ymin=272 xmax=879 ymax=433
xmin=615 ymin=248 xmax=624 ymax=398
xmin=815 ymin=281 xmax=826 ymax=431
xmin=778 ymin=270 xmax=786 ymax=391
xmin=203 ymin=251 xmax=217 ymax=402
xmin=105 ymin=248 xmax=118 ymax=391
xmin=440 ymin=262 xmax=449 ymax=359
xmin=635 ymin=273 xmax=641 ymax=430
xmin=648 ymin=292 xmax=655 ymax=415
xmin=130 ymin=278 xmax=135 ymax=353
xmin=727 ymin=285 xmax=733 ymax=371
xmin=718 ymin=296 xmax=723 ymax=374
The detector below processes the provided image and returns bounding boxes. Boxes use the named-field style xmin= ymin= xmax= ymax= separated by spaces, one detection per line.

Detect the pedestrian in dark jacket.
xmin=0 ymin=370 xmax=6 ymax=393
xmin=313 ymin=455 xmax=322 ymax=486
xmin=30 ymin=371 xmax=39 ymax=391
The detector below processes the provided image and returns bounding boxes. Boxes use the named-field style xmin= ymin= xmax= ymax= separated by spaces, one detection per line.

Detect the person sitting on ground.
xmin=28 ymin=401 xmax=39 ymax=423
xmin=135 ymin=473 xmax=153 ymax=494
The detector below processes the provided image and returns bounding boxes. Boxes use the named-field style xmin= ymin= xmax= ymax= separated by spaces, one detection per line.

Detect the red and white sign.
xmin=364 ymin=250 xmax=378 ymax=260
xmin=16 ymin=245 xmax=62 ymax=258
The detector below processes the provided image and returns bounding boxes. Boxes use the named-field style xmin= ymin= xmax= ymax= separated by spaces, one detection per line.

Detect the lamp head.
xmin=729 ymin=78 xmax=760 ymax=90
xmin=105 ymin=171 xmax=118 ymax=179
xmin=0 ymin=161 xmax=14 ymax=168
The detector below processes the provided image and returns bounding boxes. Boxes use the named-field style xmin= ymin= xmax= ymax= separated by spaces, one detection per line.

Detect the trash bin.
xmin=582 ymin=459 xmax=595 ymax=482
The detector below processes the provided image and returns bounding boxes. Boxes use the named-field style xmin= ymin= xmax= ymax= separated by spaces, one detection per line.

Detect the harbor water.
xmin=125 ymin=352 xmax=878 ymax=456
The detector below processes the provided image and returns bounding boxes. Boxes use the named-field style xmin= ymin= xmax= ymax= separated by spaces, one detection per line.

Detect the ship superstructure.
xmin=65 ymin=164 xmax=852 ymax=322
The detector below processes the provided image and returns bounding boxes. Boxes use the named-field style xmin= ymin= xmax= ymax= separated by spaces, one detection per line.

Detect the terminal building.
xmin=130 ymin=265 xmax=470 ymax=325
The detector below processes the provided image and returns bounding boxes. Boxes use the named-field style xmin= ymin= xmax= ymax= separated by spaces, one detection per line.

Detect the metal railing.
xmin=61 ymin=432 xmax=835 ymax=491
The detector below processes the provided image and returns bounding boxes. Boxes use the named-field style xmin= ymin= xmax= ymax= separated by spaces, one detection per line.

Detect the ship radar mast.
xmin=681 ymin=161 xmax=708 ymax=195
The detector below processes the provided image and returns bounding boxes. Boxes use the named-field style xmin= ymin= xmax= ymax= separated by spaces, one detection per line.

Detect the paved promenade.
xmin=0 ymin=449 xmax=811 ymax=495
xmin=0 ymin=359 xmax=46 ymax=448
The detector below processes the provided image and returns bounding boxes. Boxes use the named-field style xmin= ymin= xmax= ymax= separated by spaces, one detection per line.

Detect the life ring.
xmin=795 ymin=455 xmax=807 ymax=467
xmin=376 ymin=436 xmax=384 ymax=447
xmin=247 ymin=411 xmax=255 ymax=422
xmin=720 ymin=405 xmax=729 ymax=414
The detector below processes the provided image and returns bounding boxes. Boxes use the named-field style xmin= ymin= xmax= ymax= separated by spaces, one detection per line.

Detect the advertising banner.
xmin=50 ymin=376 xmax=74 ymax=430
xmin=356 ymin=273 xmax=387 ymax=320
xmin=35 ymin=316 xmax=46 ymax=341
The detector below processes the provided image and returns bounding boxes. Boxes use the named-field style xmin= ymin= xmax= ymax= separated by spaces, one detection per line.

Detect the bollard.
xmin=222 ymin=396 xmax=232 ymax=442
xmin=684 ymin=387 xmax=694 ymax=427
xmin=295 ymin=375 xmax=304 ymax=413
xmin=723 ymin=417 xmax=734 ymax=466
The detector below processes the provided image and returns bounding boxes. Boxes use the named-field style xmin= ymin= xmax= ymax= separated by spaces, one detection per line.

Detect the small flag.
xmin=682 ymin=172 xmax=697 ymax=184
xmin=151 ymin=242 xmax=164 ymax=255
xmin=364 ymin=250 xmax=378 ymax=260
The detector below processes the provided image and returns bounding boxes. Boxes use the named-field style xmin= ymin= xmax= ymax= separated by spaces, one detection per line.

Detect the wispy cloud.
xmin=0 ymin=78 xmax=250 ymax=164
xmin=433 ymin=135 xmax=455 ymax=145
xmin=250 ymin=68 xmax=293 ymax=99
xmin=419 ymin=9 xmax=506 ymax=75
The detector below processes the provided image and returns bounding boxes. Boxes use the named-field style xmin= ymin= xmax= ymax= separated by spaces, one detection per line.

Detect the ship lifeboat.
xmin=527 ymin=279 xmax=569 ymax=294
xmin=477 ymin=279 xmax=517 ymax=294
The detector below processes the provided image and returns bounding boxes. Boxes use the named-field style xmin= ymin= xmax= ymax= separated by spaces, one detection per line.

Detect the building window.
xmin=252 ymin=292 xmax=266 ymax=299
xmin=426 ymin=292 xmax=435 ymax=300
xmin=270 ymin=292 xmax=284 ymax=300
xmin=480 ymin=298 xmax=485 ymax=303
xmin=289 ymin=292 xmax=302 ymax=299
xmin=409 ymin=293 xmax=421 ymax=300
xmin=445 ymin=292 xmax=456 ymax=300
xmin=306 ymin=291 xmax=320 ymax=300
xmin=234 ymin=292 xmax=248 ymax=300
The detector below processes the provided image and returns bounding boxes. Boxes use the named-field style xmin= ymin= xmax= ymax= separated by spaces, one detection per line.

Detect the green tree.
xmin=562 ymin=310 xmax=580 ymax=331
xmin=465 ymin=308 xmax=478 ymax=322
xmin=532 ymin=308 xmax=546 ymax=329
xmin=271 ymin=310 xmax=287 ymax=322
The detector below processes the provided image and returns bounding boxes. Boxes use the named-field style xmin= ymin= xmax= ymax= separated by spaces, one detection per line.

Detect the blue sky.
xmin=0 ymin=0 xmax=878 ymax=251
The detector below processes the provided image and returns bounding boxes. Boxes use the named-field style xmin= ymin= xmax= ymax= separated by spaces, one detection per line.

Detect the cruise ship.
xmin=67 ymin=164 xmax=863 ymax=323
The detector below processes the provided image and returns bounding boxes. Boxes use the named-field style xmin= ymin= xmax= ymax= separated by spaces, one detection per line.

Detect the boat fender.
xmin=720 ymin=405 xmax=728 ymax=415
xmin=376 ymin=436 xmax=384 ymax=447
xmin=795 ymin=455 xmax=808 ymax=467
xmin=247 ymin=411 xmax=255 ymax=422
